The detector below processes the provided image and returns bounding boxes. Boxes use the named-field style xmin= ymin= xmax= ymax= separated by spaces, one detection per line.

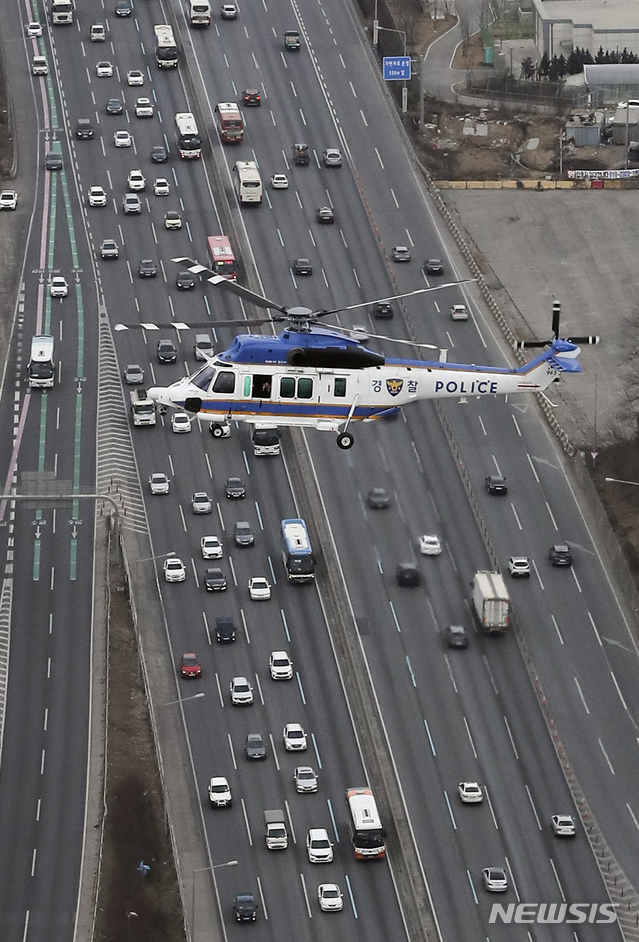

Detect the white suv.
xmin=127 ymin=169 xmax=146 ymax=191
xmin=306 ymin=828 xmax=334 ymax=863
xmin=269 ymin=651 xmax=293 ymax=680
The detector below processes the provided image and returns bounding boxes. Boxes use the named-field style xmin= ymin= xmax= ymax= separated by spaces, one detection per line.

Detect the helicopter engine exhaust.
xmin=286 ymin=346 xmax=385 ymax=369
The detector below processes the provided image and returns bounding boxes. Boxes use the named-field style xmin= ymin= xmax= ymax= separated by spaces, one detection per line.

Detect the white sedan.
xmin=248 ymin=577 xmax=271 ymax=600
xmin=127 ymin=69 xmax=145 ymax=86
xmin=27 ymin=22 xmax=43 ymax=37
xmin=114 ymin=130 xmax=132 ymax=148
xmin=149 ymin=472 xmax=170 ymax=495
xmin=551 ymin=814 xmax=576 ymax=836
xmin=458 ymin=781 xmax=484 ymax=803
xmin=317 ymin=884 xmax=343 ymax=912
xmin=201 ymin=536 xmax=223 ymax=559
xmin=283 ymin=723 xmax=307 ymax=751
xmin=96 ymin=61 xmax=114 ymax=77
xmin=271 ymin=173 xmax=289 ymax=189
xmin=171 ymin=412 xmax=192 ymax=433
xmin=163 ymin=557 xmax=186 ymax=582
xmin=50 ymin=276 xmax=68 ymax=298
xmin=419 ymin=534 xmax=442 ymax=555
xmin=154 ymin=177 xmax=170 ymax=196
xmin=0 ymin=190 xmax=18 ymax=210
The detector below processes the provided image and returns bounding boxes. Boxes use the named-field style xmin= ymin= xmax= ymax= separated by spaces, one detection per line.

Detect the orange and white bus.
xmin=345 ymin=787 xmax=386 ymax=859
xmin=207 ymin=235 xmax=237 ymax=281
xmin=215 ymin=102 xmax=244 ymax=143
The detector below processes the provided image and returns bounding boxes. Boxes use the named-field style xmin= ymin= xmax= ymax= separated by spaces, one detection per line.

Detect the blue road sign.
xmin=383 ymin=56 xmax=411 ymax=81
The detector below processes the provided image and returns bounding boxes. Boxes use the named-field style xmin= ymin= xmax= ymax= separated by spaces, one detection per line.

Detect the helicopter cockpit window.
xmin=212 ymin=371 xmax=236 ymax=394
xmin=280 ymin=377 xmax=295 ymax=399
xmin=334 ymin=378 xmax=347 ymax=397
xmin=191 ymin=365 xmax=216 ymax=392
xmin=297 ymin=377 xmax=313 ymax=399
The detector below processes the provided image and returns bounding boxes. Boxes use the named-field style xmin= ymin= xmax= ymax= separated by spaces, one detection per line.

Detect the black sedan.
xmin=424 ymin=258 xmax=444 ymax=276
xmin=245 ymin=733 xmax=266 ymax=759
xmin=485 ymin=475 xmax=507 ymax=495
xmin=138 ymin=258 xmax=157 ymax=278
xmin=316 ymin=206 xmax=334 ymax=224
xmin=234 ymin=892 xmax=258 ymax=922
xmin=176 ymin=271 xmax=196 ymax=290
xmin=157 ymin=339 xmax=177 ymax=363
xmin=204 ymin=567 xmax=227 ymax=591
xmin=151 ymin=145 xmax=168 ymax=163
xmin=115 ymin=0 xmax=132 ymax=14
xmin=293 ymin=258 xmax=312 ymax=276
xmin=396 ymin=563 xmax=420 ymax=587
xmin=106 ymin=98 xmax=124 ymax=115
xmin=233 ymin=521 xmax=255 ymax=546
xmin=225 ymin=476 xmax=246 ymax=498
xmin=367 ymin=487 xmax=390 ymax=509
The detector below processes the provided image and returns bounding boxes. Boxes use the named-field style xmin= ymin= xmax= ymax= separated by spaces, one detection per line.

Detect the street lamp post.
xmin=192 ymin=859 xmax=238 ymax=942
xmin=136 ymin=550 xmax=176 ymax=567
xmin=605 ymin=477 xmax=639 ymax=487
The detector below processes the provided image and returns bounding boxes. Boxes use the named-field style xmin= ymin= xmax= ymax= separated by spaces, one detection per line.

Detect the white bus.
xmin=234 ymin=160 xmax=262 ymax=205
xmin=175 ymin=113 xmax=202 ymax=159
xmin=154 ymin=24 xmax=178 ymax=68
xmin=189 ymin=0 xmax=211 ymax=26
xmin=345 ymin=787 xmax=386 ymax=859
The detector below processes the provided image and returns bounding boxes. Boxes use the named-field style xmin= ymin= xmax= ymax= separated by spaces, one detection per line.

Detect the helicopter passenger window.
xmin=212 ymin=371 xmax=236 ymax=394
xmin=192 ymin=365 xmax=216 ymax=392
xmin=252 ymin=375 xmax=272 ymax=399
xmin=297 ymin=378 xmax=313 ymax=399
xmin=280 ymin=377 xmax=295 ymax=398
xmin=334 ymin=378 xmax=347 ymax=397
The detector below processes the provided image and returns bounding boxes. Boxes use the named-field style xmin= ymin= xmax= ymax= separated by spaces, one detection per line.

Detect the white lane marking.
xmin=599 ymin=738 xmax=615 ymax=774
xmin=241 ymin=797 xmax=253 ymax=845
xmin=525 ymin=784 xmax=542 ymax=829
xmin=574 ymin=677 xmax=590 ymax=714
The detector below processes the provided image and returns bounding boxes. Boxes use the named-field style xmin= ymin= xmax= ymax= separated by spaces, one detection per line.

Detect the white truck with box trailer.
xmin=28 ymin=335 xmax=55 ymax=388
xmin=130 ymin=389 xmax=157 ymax=426
xmin=264 ymin=810 xmax=288 ymax=849
xmin=471 ymin=571 xmax=510 ymax=633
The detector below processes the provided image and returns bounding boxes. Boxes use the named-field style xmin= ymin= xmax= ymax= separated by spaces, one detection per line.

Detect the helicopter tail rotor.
xmin=514 ymin=301 xmax=599 ymax=350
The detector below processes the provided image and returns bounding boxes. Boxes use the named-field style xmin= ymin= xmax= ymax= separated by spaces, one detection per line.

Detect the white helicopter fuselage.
xmin=147 ymin=341 xmax=579 ymax=434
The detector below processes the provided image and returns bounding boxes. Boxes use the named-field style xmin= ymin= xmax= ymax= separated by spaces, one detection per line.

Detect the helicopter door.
xmin=251 ymin=374 xmax=272 ymax=399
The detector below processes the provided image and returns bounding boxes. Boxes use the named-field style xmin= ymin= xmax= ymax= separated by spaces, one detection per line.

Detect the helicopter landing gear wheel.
xmin=210 ymin=424 xmax=224 ymax=438
xmin=336 ymin=432 xmax=354 ymax=450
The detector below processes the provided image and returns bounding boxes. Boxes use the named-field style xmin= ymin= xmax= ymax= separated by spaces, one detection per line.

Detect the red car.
xmin=180 ymin=653 xmax=202 ymax=678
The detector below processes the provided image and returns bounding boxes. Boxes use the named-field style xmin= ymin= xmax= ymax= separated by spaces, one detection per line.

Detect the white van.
xmin=28 ymin=335 xmax=55 ymax=388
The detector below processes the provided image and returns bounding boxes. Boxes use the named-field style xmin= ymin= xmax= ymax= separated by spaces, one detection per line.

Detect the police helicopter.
xmin=118 ymin=258 xmax=588 ymax=450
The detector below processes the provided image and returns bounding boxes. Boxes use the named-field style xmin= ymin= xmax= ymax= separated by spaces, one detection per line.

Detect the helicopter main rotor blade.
xmin=318 ymin=280 xmax=476 ymax=317
xmin=172 ymin=257 xmax=287 ymax=314
xmin=325 ymin=322 xmax=438 ymax=350
xmin=114 ymin=318 xmax=274 ymax=332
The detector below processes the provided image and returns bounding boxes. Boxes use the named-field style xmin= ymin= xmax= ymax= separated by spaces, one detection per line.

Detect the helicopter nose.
xmin=146 ymin=387 xmax=161 ymax=401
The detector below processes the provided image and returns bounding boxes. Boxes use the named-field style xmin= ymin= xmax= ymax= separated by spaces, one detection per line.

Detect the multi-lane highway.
xmin=0 ymin=0 xmax=637 ymax=941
